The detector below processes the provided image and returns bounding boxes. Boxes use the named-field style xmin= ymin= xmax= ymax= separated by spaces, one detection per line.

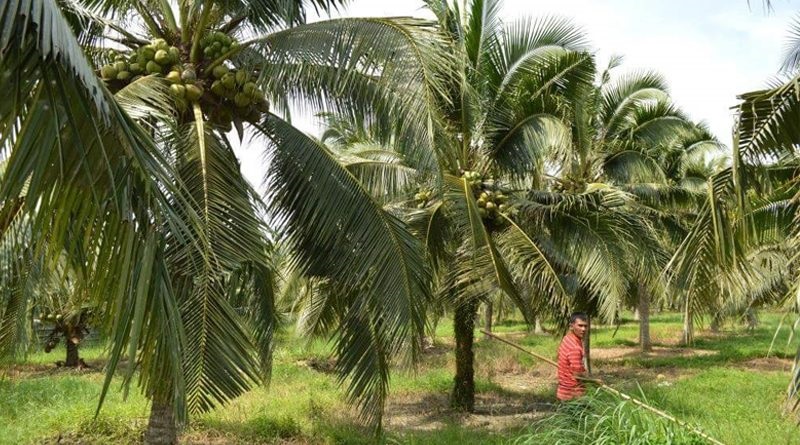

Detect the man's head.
xmin=569 ymin=312 xmax=589 ymax=339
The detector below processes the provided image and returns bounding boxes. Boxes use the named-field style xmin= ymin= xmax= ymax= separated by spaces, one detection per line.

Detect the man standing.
xmin=557 ymin=312 xmax=590 ymax=401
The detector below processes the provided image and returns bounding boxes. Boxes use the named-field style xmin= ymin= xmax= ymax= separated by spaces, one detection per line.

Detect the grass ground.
xmin=0 ymin=311 xmax=797 ymax=444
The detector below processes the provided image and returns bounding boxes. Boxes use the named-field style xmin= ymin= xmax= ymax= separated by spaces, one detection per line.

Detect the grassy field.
xmin=1 ymin=311 xmax=798 ymax=444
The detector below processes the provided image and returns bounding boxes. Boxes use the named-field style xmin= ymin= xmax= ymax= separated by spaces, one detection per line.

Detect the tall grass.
xmin=513 ymin=392 xmax=711 ymax=445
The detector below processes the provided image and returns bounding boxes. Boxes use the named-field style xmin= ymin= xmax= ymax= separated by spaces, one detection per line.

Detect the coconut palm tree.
xmin=554 ymin=60 xmax=696 ymax=353
xmin=621 ymin=124 xmax=730 ymax=348
xmin=305 ymin=0 xmax=677 ymax=411
xmin=727 ymin=14 xmax=800 ymax=409
xmin=0 ymin=0 xmax=450 ymax=442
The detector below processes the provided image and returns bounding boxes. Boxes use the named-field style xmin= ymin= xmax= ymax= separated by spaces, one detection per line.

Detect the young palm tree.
xmin=557 ymin=61 xmax=697 ymax=353
xmin=306 ymin=0 xmax=673 ymax=412
xmin=728 ymin=14 xmax=800 ymax=408
xmin=1 ymin=0 xmax=450 ymax=442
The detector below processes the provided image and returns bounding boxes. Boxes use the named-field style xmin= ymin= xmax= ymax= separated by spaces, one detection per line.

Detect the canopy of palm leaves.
xmin=728 ymin=13 xmax=800 ymax=410
xmin=0 ymin=0 xmax=457 ymax=432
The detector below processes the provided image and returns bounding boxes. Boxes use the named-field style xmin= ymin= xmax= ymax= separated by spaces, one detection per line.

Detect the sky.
xmin=235 ymin=0 xmax=799 ymax=191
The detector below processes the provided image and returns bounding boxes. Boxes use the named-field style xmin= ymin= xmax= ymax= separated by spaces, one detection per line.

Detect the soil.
xmin=735 ymin=357 xmax=793 ymax=372
xmin=384 ymin=390 xmax=555 ymax=433
xmin=591 ymin=346 xmax=718 ymax=361
xmin=0 ymin=359 xmax=104 ymax=380
xmin=382 ymin=344 xmax=730 ymax=433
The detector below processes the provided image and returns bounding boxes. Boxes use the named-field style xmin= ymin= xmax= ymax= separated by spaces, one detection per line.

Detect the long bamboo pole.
xmin=480 ymin=330 xmax=725 ymax=445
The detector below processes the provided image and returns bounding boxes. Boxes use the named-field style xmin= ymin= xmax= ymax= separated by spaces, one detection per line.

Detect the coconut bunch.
xmin=38 ymin=311 xmax=64 ymax=323
xmin=200 ymin=31 xmax=238 ymax=61
xmin=98 ymin=32 xmax=269 ymax=131
xmin=461 ymin=170 xmax=518 ymax=223
xmin=197 ymin=31 xmax=268 ymax=130
xmin=414 ymin=189 xmax=434 ymax=208
xmin=204 ymin=63 xmax=268 ymax=130
xmin=100 ymin=38 xmax=181 ymax=83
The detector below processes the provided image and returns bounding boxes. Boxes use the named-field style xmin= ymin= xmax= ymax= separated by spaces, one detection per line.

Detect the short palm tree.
xmin=1 ymin=0 xmax=450 ymax=442
xmin=556 ymin=61 xmax=700 ymax=353
xmin=728 ymin=14 xmax=800 ymax=408
xmin=305 ymin=0 xmax=677 ymax=413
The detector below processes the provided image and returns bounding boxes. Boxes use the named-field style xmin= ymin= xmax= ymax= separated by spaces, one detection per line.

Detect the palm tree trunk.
xmin=583 ymin=316 xmax=592 ymax=375
xmin=638 ymin=283 xmax=652 ymax=352
xmin=451 ymin=301 xmax=478 ymax=412
xmin=744 ymin=308 xmax=758 ymax=332
xmin=710 ymin=312 xmax=723 ymax=333
xmin=682 ymin=297 xmax=694 ymax=346
xmin=144 ymin=398 xmax=177 ymax=445
xmin=483 ymin=302 xmax=493 ymax=339
xmin=65 ymin=338 xmax=80 ymax=367
xmin=534 ymin=316 xmax=545 ymax=334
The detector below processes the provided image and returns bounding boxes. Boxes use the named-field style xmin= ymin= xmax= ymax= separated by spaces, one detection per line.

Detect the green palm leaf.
xmin=258 ymin=114 xmax=431 ymax=427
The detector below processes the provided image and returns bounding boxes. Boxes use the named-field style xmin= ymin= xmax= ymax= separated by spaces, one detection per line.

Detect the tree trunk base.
xmin=638 ymin=284 xmax=652 ymax=353
xmin=483 ymin=302 xmax=493 ymax=340
xmin=65 ymin=339 xmax=80 ymax=367
xmin=451 ymin=301 xmax=478 ymax=412
xmin=533 ymin=317 xmax=545 ymax=335
xmin=144 ymin=400 xmax=177 ymax=445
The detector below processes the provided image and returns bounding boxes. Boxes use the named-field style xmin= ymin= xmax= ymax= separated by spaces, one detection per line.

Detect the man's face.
xmin=570 ymin=319 xmax=588 ymax=339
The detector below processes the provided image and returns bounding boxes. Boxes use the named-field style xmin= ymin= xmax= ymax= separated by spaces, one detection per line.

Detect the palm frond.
xmin=600 ymin=70 xmax=670 ymax=137
xmin=781 ymin=13 xmax=800 ymax=74
xmin=736 ymin=75 xmax=800 ymax=165
xmin=163 ymin=119 xmax=271 ymax=414
xmin=258 ymin=114 xmax=431 ymax=427
xmin=1 ymin=0 xmax=109 ymax=115
xmin=464 ymin=0 xmax=503 ymax=70
xmin=252 ymin=17 xmax=455 ymax=172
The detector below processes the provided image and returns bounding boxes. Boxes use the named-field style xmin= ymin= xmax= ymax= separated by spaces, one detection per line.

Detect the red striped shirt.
xmin=557 ymin=332 xmax=586 ymax=400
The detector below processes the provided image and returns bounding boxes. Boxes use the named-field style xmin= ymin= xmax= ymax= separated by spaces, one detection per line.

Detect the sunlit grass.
xmin=1 ymin=311 xmax=798 ymax=444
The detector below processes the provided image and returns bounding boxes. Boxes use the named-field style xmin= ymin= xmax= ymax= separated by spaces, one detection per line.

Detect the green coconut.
xmin=210 ymin=80 xmax=225 ymax=96
xmin=154 ymin=49 xmax=170 ymax=65
xmin=101 ymin=65 xmax=118 ymax=80
xmin=234 ymin=70 xmax=248 ymax=86
xmin=146 ymin=61 xmax=162 ymax=74
xmin=152 ymin=38 xmax=169 ymax=51
xmin=212 ymin=64 xmax=229 ymax=79
xmin=168 ymin=46 xmax=181 ymax=62
xmin=140 ymin=46 xmax=156 ymax=60
xmin=242 ymin=82 xmax=256 ymax=95
xmin=221 ymin=73 xmax=236 ymax=89
xmin=170 ymin=84 xmax=186 ymax=98
xmin=233 ymin=92 xmax=251 ymax=107
xmin=181 ymin=69 xmax=197 ymax=82
xmin=184 ymin=84 xmax=204 ymax=101
xmin=166 ymin=70 xmax=182 ymax=84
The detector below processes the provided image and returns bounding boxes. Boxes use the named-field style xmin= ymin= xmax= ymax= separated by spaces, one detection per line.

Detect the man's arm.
xmin=568 ymin=342 xmax=603 ymax=384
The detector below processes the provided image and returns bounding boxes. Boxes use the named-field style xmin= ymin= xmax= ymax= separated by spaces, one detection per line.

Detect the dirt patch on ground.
xmin=180 ymin=432 xmax=310 ymax=445
xmin=592 ymin=346 xmax=717 ymax=361
xmin=734 ymin=357 xmax=793 ymax=372
xmin=385 ymin=390 xmax=554 ymax=433
xmin=295 ymin=357 xmax=337 ymax=374
xmin=0 ymin=360 xmax=105 ymax=380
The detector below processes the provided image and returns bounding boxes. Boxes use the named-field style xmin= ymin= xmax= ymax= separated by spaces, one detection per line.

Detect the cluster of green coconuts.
xmin=414 ymin=189 xmax=434 ymax=208
xmin=462 ymin=170 xmax=518 ymax=223
xmin=98 ymin=33 xmax=268 ymax=130
xmin=38 ymin=312 xmax=64 ymax=323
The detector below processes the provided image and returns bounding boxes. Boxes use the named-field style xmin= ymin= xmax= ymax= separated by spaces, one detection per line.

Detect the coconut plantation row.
xmin=0 ymin=1 xmax=798 ymax=444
